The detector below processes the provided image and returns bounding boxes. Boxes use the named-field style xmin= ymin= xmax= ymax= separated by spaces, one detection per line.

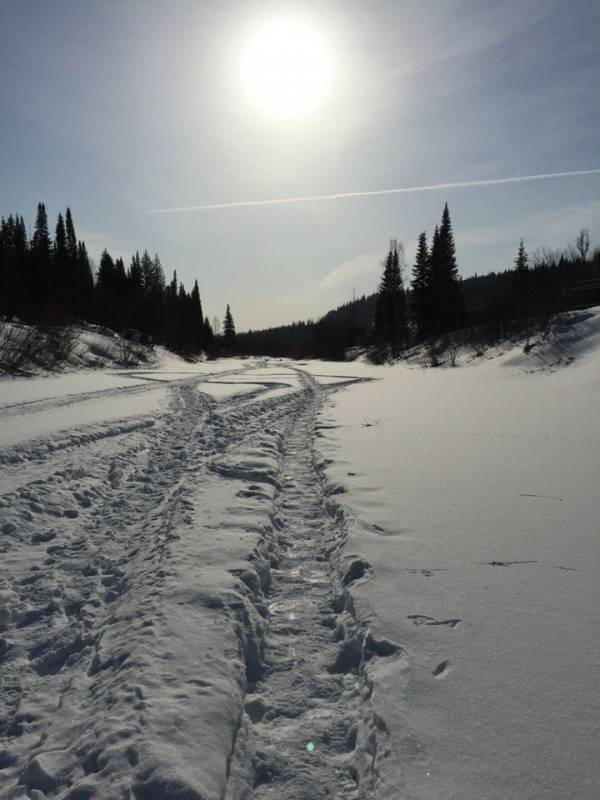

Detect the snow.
xmin=302 ymin=308 xmax=600 ymax=799
xmin=1 ymin=308 xmax=599 ymax=799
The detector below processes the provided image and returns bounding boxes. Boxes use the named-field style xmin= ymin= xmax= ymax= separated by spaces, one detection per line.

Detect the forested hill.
xmin=235 ymin=294 xmax=378 ymax=359
xmin=236 ymin=250 xmax=600 ymax=360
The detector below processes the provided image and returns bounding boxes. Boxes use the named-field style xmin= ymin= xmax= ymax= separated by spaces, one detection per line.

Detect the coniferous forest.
xmin=2 ymin=201 xmax=599 ymax=364
xmin=236 ymin=205 xmax=600 ymax=360
xmin=0 ymin=203 xmax=214 ymax=357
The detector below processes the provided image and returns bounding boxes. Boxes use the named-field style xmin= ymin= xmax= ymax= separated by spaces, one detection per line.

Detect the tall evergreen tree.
xmin=75 ymin=241 xmax=94 ymax=317
xmin=30 ymin=202 xmax=51 ymax=315
xmin=53 ymin=213 xmax=68 ymax=311
xmin=223 ymin=304 xmax=236 ymax=352
xmin=410 ymin=231 xmax=430 ymax=338
xmin=427 ymin=205 xmax=464 ymax=333
xmin=96 ymin=249 xmax=117 ymax=325
xmin=190 ymin=280 xmax=205 ymax=352
xmin=65 ymin=208 xmax=78 ymax=262
xmin=54 ymin=213 xmax=67 ymax=263
xmin=127 ymin=252 xmax=144 ymax=329
xmin=514 ymin=238 xmax=528 ymax=272
xmin=203 ymin=316 xmax=215 ymax=353
xmin=31 ymin=203 xmax=50 ymax=261
xmin=373 ymin=240 xmax=408 ymax=353
xmin=512 ymin=238 xmax=529 ymax=318
xmin=0 ymin=215 xmax=28 ymax=316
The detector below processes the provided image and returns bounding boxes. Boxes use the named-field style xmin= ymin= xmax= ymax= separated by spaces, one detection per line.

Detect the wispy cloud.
xmin=318 ymin=252 xmax=381 ymax=293
xmin=148 ymin=168 xmax=600 ymax=213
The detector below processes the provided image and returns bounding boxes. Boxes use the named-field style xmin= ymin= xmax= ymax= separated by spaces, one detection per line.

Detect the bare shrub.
xmin=0 ymin=323 xmax=46 ymax=371
xmin=44 ymin=326 xmax=79 ymax=367
xmin=523 ymin=335 xmax=537 ymax=354
xmin=117 ymin=337 xmax=140 ymax=367
xmin=0 ymin=322 xmax=79 ymax=372
xmin=366 ymin=343 xmax=390 ymax=365
xmin=447 ymin=342 xmax=462 ymax=367
xmin=424 ymin=340 xmax=441 ymax=368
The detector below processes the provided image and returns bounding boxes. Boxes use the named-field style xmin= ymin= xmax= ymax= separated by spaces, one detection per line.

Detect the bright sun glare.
xmin=241 ymin=20 xmax=333 ymax=118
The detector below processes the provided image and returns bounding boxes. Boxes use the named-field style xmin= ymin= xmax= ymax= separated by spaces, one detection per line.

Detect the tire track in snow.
xmin=0 ymin=365 xmax=393 ymax=799
xmin=222 ymin=372 xmax=395 ymax=800
xmin=0 ymin=370 xmax=284 ymax=797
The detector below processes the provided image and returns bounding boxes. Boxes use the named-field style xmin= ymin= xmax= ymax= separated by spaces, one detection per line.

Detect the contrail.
xmin=148 ymin=168 xmax=600 ymax=213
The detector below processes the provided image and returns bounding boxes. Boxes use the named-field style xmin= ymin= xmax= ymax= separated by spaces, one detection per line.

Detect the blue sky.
xmin=1 ymin=0 xmax=599 ymax=329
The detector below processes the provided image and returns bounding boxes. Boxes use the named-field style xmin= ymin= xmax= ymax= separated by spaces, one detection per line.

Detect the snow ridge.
xmin=219 ymin=371 xmax=399 ymax=799
xmin=1 ymin=364 xmax=394 ymax=799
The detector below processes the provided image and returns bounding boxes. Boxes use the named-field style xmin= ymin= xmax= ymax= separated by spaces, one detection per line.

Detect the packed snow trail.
xmin=0 ymin=363 xmax=390 ymax=799
xmin=240 ymin=375 xmax=378 ymax=799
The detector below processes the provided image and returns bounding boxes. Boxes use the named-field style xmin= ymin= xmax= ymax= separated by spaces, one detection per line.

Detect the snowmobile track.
xmin=0 ymin=365 xmax=385 ymax=800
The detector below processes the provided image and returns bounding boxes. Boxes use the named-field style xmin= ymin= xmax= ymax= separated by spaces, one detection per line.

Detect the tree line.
xmin=3 ymin=200 xmax=598 ymax=363
xmin=0 ymin=203 xmax=215 ymax=355
xmin=235 ymin=203 xmax=599 ymax=359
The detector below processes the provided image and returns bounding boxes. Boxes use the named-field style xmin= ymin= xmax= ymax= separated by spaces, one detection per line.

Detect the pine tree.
xmin=164 ymin=271 xmax=178 ymax=347
xmin=75 ymin=241 xmax=94 ymax=318
xmin=127 ymin=252 xmax=144 ymax=329
xmin=428 ymin=205 xmax=464 ymax=334
xmin=0 ymin=215 xmax=29 ymax=317
xmin=223 ymin=304 xmax=236 ymax=352
xmin=438 ymin=203 xmax=464 ymax=331
xmin=53 ymin=213 xmax=68 ymax=313
xmin=373 ymin=240 xmax=408 ymax=354
xmin=512 ymin=239 xmax=529 ymax=318
xmin=410 ymin=231 xmax=430 ymax=339
xmin=31 ymin=202 xmax=51 ymax=315
xmin=96 ymin=249 xmax=117 ymax=325
xmin=54 ymin=213 xmax=67 ymax=262
xmin=65 ymin=208 xmax=77 ymax=262
xmin=514 ymin=238 xmax=528 ymax=272
xmin=203 ymin=316 xmax=215 ymax=353
xmin=174 ymin=282 xmax=192 ymax=352
xmin=32 ymin=203 xmax=50 ymax=261
xmin=190 ymin=280 xmax=204 ymax=352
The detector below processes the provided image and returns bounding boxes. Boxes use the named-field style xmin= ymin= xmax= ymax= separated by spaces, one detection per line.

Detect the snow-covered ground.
xmin=0 ymin=309 xmax=598 ymax=799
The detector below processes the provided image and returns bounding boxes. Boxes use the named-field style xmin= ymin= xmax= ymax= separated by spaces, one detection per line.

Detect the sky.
xmin=1 ymin=0 xmax=599 ymax=331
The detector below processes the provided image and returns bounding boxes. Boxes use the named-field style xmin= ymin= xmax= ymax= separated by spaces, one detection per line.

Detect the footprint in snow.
xmin=408 ymin=615 xmax=461 ymax=628
xmin=432 ymin=659 xmax=450 ymax=677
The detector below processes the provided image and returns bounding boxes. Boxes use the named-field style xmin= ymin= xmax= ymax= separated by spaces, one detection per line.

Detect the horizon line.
xmin=147 ymin=168 xmax=600 ymax=213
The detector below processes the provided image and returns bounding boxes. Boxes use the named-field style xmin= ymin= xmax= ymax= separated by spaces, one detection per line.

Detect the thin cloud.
xmin=318 ymin=252 xmax=381 ymax=293
xmin=148 ymin=168 xmax=600 ymax=213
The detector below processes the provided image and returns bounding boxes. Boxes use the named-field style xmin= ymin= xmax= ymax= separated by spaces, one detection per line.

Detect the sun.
xmin=241 ymin=20 xmax=333 ymax=118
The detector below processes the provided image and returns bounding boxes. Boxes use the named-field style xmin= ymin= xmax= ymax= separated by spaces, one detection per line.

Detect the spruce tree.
xmin=32 ymin=203 xmax=50 ymax=261
xmin=31 ymin=202 xmax=51 ymax=315
xmin=75 ymin=241 xmax=94 ymax=318
xmin=54 ymin=213 xmax=67 ymax=262
xmin=96 ymin=250 xmax=117 ymax=325
xmin=203 ymin=316 xmax=215 ymax=353
xmin=427 ymin=205 xmax=464 ymax=334
xmin=65 ymin=208 xmax=77 ymax=262
xmin=0 ymin=215 xmax=28 ymax=317
xmin=164 ymin=271 xmax=178 ymax=348
xmin=174 ymin=283 xmax=192 ymax=352
xmin=512 ymin=239 xmax=529 ymax=318
xmin=53 ymin=213 xmax=68 ymax=312
xmin=438 ymin=203 xmax=464 ymax=331
xmin=514 ymin=238 xmax=528 ymax=272
xmin=190 ymin=280 xmax=204 ymax=352
xmin=128 ymin=252 xmax=144 ymax=329
xmin=410 ymin=231 xmax=430 ymax=339
xmin=223 ymin=305 xmax=236 ymax=352
xmin=373 ymin=240 xmax=408 ymax=354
